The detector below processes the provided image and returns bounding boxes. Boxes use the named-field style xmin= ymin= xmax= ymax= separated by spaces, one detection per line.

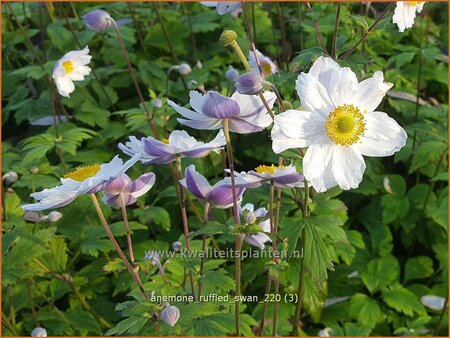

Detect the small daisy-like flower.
xmin=240 ymin=203 xmax=271 ymax=250
xmin=248 ymin=49 xmax=278 ymax=77
xmin=119 ymin=130 xmax=225 ymax=165
xmin=393 ymin=2 xmax=425 ymax=32
xmin=102 ymin=173 xmax=156 ymax=207
xmin=271 ymin=56 xmax=407 ymax=192
xmin=52 ymin=46 xmax=92 ymax=97
xmin=168 ymin=90 xmax=275 ymax=134
xmin=22 ymin=155 xmax=139 ymax=211
xmin=180 ymin=164 xmax=246 ymax=209
xmin=200 ymin=1 xmax=241 ymax=15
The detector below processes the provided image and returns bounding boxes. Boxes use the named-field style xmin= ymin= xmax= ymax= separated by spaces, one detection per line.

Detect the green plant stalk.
xmin=223 ymin=119 xmax=242 ymax=336
xmin=127 ymin=2 xmax=148 ymax=56
xmin=198 ymin=202 xmax=210 ymax=298
xmin=433 ymin=294 xmax=448 ymax=335
xmin=110 ymin=19 xmax=160 ymax=138
xmin=26 ymin=279 xmax=40 ymax=327
xmin=292 ymin=180 xmax=309 ymax=335
xmin=89 ymin=194 xmax=147 ymax=299
xmin=7 ymin=285 xmax=15 ymax=326
xmin=184 ymin=2 xmax=199 ymax=61
xmin=305 ymin=2 xmax=327 ymax=54
xmin=2 ymin=312 xmax=18 ymax=336
xmin=340 ymin=2 xmax=394 ymax=59
xmin=412 ymin=15 xmax=424 ymax=151
xmin=175 ymin=156 xmax=197 ymax=299
xmin=332 ymin=2 xmax=342 ymax=59
xmin=120 ymin=194 xmax=135 ymax=264
xmin=257 ymin=276 xmax=272 ymax=336
xmin=276 ymin=2 xmax=288 ymax=70
xmin=268 ymin=181 xmax=279 ymax=335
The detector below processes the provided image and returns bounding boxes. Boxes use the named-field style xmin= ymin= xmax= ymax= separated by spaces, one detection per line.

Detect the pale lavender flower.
xmin=225 ymin=65 xmax=239 ymax=82
xmin=31 ymin=327 xmax=47 ymax=337
xmin=231 ymin=164 xmax=304 ymax=188
xmin=248 ymin=49 xmax=278 ymax=76
xmin=82 ymin=9 xmax=114 ymax=32
xmin=200 ymin=1 xmax=241 ymax=15
xmin=168 ymin=90 xmax=275 ymax=134
xmin=161 ymin=304 xmax=180 ymax=327
xmin=102 ymin=173 xmax=155 ymax=207
xmin=240 ymin=203 xmax=271 ymax=250
xmin=178 ymin=63 xmax=192 ymax=75
xmin=180 ymin=165 xmax=246 ymax=209
xmin=236 ymin=72 xmax=264 ymax=95
xmin=119 ymin=130 xmax=225 ymax=165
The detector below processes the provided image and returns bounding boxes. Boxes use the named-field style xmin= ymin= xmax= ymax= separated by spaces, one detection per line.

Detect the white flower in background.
xmin=22 ymin=155 xmax=139 ymax=211
xmin=52 ymin=46 xmax=92 ymax=97
xmin=420 ymin=295 xmax=447 ymax=311
xmin=200 ymin=1 xmax=241 ymax=15
xmin=272 ymin=56 xmax=407 ymax=192
xmin=248 ymin=49 xmax=278 ymax=77
xmin=393 ymin=2 xmax=425 ymax=32
xmin=31 ymin=327 xmax=47 ymax=337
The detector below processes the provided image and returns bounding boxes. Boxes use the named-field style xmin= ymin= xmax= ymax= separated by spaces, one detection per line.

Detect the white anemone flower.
xmin=22 ymin=155 xmax=139 ymax=211
xmin=52 ymin=46 xmax=92 ymax=97
xmin=271 ymin=56 xmax=407 ymax=192
xmin=393 ymin=2 xmax=425 ymax=32
xmin=248 ymin=49 xmax=278 ymax=77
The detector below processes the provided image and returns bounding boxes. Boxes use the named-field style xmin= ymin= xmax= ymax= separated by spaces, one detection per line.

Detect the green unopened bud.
xmin=220 ymin=30 xmax=237 ymax=46
xmin=282 ymin=101 xmax=293 ymax=110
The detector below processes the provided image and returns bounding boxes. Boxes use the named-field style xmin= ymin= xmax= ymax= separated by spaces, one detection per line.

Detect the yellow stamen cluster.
xmin=406 ymin=1 xmax=423 ymax=6
xmin=261 ymin=61 xmax=272 ymax=77
xmin=62 ymin=60 xmax=74 ymax=74
xmin=255 ymin=164 xmax=285 ymax=175
xmin=161 ymin=138 xmax=170 ymax=144
xmin=325 ymin=104 xmax=365 ymax=146
xmin=63 ymin=164 xmax=101 ymax=181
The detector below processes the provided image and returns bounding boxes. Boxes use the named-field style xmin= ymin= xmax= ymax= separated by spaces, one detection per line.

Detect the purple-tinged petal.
xmin=177 ymin=118 xmax=223 ymax=131
xmin=253 ymin=207 xmax=268 ymax=218
xmin=103 ymin=174 xmax=132 ymax=195
xmin=207 ymin=184 xmax=245 ymax=208
xmin=202 ymin=91 xmax=240 ymax=119
xmin=230 ymin=91 xmax=276 ymax=118
xmin=103 ymin=193 xmax=136 ymax=208
xmin=244 ymin=235 xmax=265 ymax=249
xmin=181 ymin=165 xmax=211 ymax=200
xmin=143 ymin=138 xmax=174 ymax=157
xmin=228 ymin=117 xmax=266 ymax=134
xmin=128 ymin=173 xmax=156 ymax=198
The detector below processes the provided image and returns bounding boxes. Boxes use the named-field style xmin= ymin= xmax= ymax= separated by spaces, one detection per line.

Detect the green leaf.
xmin=404 ymin=256 xmax=434 ymax=282
xmin=46 ymin=22 xmax=73 ymax=52
xmin=382 ymin=284 xmax=426 ymax=316
xmin=190 ymin=221 xmax=228 ymax=237
xmin=289 ymin=47 xmax=324 ymax=72
xmin=103 ymin=258 xmax=126 ymax=272
xmin=410 ymin=141 xmax=447 ymax=173
xmin=40 ymin=237 xmax=68 ymax=272
xmin=344 ymin=322 xmax=372 ymax=336
xmin=304 ymin=219 xmax=334 ymax=285
xmin=201 ymin=270 xmax=234 ymax=293
xmin=360 ymin=255 xmax=399 ymax=293
xmin=278 ymin=217 xmax=305 ymax=252
xmin=349 ymin=293 xmax=383 ymax=328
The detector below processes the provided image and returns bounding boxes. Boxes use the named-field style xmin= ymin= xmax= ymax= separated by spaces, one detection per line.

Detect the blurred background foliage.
xmin=1 ymin=1 xmax=448 ymax=336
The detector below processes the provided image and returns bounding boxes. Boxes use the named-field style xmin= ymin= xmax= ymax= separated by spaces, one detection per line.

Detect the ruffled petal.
xmin=356 ymin=71 xmax=393 ymax=113
xmin=303 ymin=144 xmax=335 ymax=192
xmin=181 ymin=165 xmax=211 ymax=200
xmin=177 ymin=117 xmax=223 ymax=130
xmin=129 ymin=172 xmax=156 ymax=198
xmin=331 ymin=146 xmax=366 ymax=190
xmin=356 ymin=111 xmax=407 ymax=157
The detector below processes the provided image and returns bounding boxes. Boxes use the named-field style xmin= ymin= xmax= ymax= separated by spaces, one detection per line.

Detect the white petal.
xmin=189 ymin=90 xmax=207 ymax=113
xmin=356 ymin=71 xmax=393 ymax=113
xmin=393 ymin=2 xmax=417 ymax=32
xmin=331 ymin=146 xmax=366 ymax=190
xmin=167 ymin=99 xmax=208 ymax=121
xmin=68 ymin=65 xmax=91 ymax=81
xmin=271 ymin=123 xmax=305 ymax=154
xmin=356 ymin=111 xmax=407 ymax=157
xmin=54 ymin=76 xmax=75 ymax=97
xmin=296 ymin=73 xmax=335 ymax=117
xmin=308 ymin=56 xmax=341 ymax=78
xmin=303 ymin=144 xmax=336 ymax=192
xmin=230 ymin=91 xmax=276 ymax=118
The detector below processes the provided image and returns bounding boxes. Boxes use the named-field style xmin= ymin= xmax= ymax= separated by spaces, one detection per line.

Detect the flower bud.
xmin=203 ymin=91 xmax=240 ymax=119
xmin=225 ymin=66 xmax=239 ymax=82
xmin=152 ymin=99 xmax=163 ymax=108
xmin=82 ymin=10 xmax=114 ymax=32
xmin=187 ymin=80 xmax=198 ymax=89
xmin=172 ymin=241 xmax=182 ymax=252
xmin=420 ymin=295 xmax=446 ymax=311
xmin=31 ymin=327 xmax=47 ymax=337
xmin=48 ymin=211 xmax=63 ymax=222
xmin=161 ymin=304 xmax=180 ymax=327
xmin=2 ymin=171 xmax=18 ymax=185
xmin=144 ymin=250 xmax=160 ymax=266
xmin=282 ymin=101 xmax=293 ymax=110
xmin=30 ymin=167 xmax=39 ymax=174
xmin=178 ymin=63 xmax=192 ymax=75
xmin=219 ymin=30 xmax=237 ymax=46
xmin=383 ymin=176 xmax=393 ymax=194
xmin=195 ymin=60 xmax=203 ymax=69
xmin=235 ymin=72 xmax=264 ymax=95
xmin=246 ymin=212 xmax=257 ymax=225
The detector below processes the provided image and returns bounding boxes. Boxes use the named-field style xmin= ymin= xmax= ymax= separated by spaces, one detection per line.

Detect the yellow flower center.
xmin=161 ymin=138 xmax=169 ymax=144
xmin=261 ymin=61 xmax=272 ymax=77
xmin=325 ymin=104 xmax=365 ymax=146
xmin=62 ymin=60 xmax=74 ymax=74
xmin=63 ymin=164 xmax=101 ymax=181
xmin=255 ymin=164 xmax=285 ymax=174
xmin=406 ymin=1 xmax=423 ymax=6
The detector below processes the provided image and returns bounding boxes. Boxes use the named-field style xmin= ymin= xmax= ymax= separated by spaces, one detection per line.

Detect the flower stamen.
xmin=255 ymin=164 xmax=285 ymax=174
xmin=161 ymin=138 xmax=170 ymax=144
xmin=325 ymin=104 xmax=365 ymax=146
xmin=63 ymin=164 xmax=101 ymax=181
xmin=62 ymin=61 xmax=74 ymax=74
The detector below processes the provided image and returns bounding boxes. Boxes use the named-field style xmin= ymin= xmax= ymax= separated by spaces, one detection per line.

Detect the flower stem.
xmin=268 ymin=180 xmax=279 ymax=335
xmin=412 ymin=14 xmax=424 ymax=151
xmin=89 ymin=194 xmax=147 ymax=299
xmin=433 ymin=294 xmax=448 ymax=335
xmin=120 ymin=194 xmax=135 ymax=264
xmin=127 ymin=2 xmax=148 ymax=57
xmin=292 ymin=180 xmax=309 ymax=335
xmin=340 ymin=2 xmax=394 ymax=59
xmin=110 ymin=19 xmax=159 ymax=138
xmin=332 ymin=2 xmax=341 ymax=59
xmin=198 ymin=202 xmax=210 ymax=299
xmin=223 ymin=119 xmax=242 ymax=336
xmin=305 ymin=2 xmax=327 ymax=54
xmin=257 ymin=276 xmax=272 ymax=336
xmin=175 ymin=156 xmax=197 ymax=299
